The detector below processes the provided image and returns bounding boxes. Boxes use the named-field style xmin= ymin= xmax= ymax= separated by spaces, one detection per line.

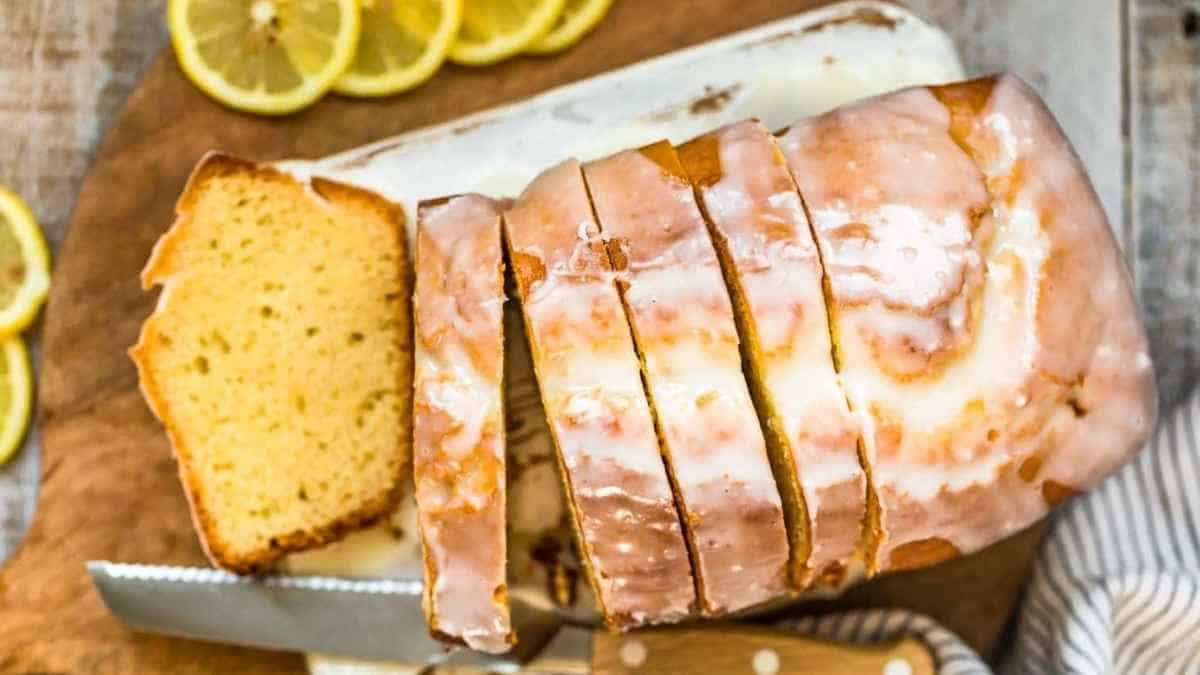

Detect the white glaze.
xmin=780 ymin=76 xmax=1155 ymax=571
xmin=411 ymin=195 xmax=511 ymax=653
xmin=505 ymin=159 xmax=695 ymax=628
xmin=584 ymin=146 xmax=791 ymax=614
xmin=681 ymin=119 xmax=867 ymax=587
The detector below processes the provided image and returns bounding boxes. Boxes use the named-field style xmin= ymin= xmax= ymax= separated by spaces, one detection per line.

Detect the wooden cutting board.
xmin=0 ymin=1 xmax=1044 ymax=672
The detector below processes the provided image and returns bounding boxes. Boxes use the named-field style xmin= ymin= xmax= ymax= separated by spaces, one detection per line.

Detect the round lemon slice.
xmin=334 ymin=0 xmax=462 ymax=96
xmin=167 ymin=0 xmax=362 ymax=115
xmin=449 ymin=0 xmax=566 ymax=66
xmin=0 ymin=337 xmax=32 ymax=466
xmin=527 ymin=0 xmax=611 ymax=55
xmin=0 ymin=187 xmax=50 ymax=337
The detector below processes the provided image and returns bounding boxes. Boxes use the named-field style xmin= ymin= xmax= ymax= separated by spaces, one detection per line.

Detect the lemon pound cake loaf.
xmin=502 ymin=159 xmax=695 ymax=630
xmin=131 ymin=154 xmax=413 ymax=574
xmin=582 ymin=142 xmax=791 ymax=614
xmin=777 ymin=75 xmax=1157 ymax=573
xmin=413 ymin=194 xmax=512 ymax=653
xmin=677 ymin=121 xmax=869 ymax=590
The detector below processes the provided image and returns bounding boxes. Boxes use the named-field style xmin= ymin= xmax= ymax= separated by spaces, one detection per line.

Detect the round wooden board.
xmin=0 ymin=1 xmax=1043 ymax=671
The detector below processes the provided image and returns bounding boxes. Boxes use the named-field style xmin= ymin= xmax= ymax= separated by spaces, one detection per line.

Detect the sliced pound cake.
xmin=413 ymin=194 xmax=512 ymax=653
xmin=131 ymin=154 xmax=413 ymax=574
xmin=502 ymin=159 xmax=696 ymax=630
xmin=677 ymin=121 xmax=869 ymax=590
xmin=777 ymin=75 xmax=1156 ymax=573
xmin=582 ymin=142 xmax=791 ymax=614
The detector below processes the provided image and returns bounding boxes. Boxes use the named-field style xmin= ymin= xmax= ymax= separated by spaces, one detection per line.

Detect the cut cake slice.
xmin=413 ymin=194 xmax=512 ymax=653
xmin=502 ymin=159 xmax=696 ymax=630
xmin=582 ymin=141 xmax=792 ymax=614
xmin=677 ymin=120 xmax=870 ymax=589
xmin=131 ymin=154 xmax=412 ymax=573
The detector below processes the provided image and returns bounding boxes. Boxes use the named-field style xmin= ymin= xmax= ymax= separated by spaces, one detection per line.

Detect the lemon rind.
xmin=0 ymin=337 xmax=31 ymax=466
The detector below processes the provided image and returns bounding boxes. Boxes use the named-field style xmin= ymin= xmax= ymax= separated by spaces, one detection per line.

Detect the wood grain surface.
xmin=0 ymin=1 xmax=1196 ymax=673
xmin=589 ymin=628 xmax=935 ymax=675
xmin=1130 ymin=0 xmax=1200 ymax=411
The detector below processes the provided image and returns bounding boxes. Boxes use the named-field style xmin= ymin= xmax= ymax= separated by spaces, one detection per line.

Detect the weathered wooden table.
xmin=0 ymin=0 xmax=1195 ymax=663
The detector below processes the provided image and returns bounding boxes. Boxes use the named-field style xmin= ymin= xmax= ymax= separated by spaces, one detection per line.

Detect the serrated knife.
xmin=87 ymin=561 xmax=935 ymax=674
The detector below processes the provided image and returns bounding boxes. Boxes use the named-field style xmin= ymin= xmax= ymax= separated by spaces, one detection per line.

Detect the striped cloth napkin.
xmin=786 ymin=390 xmax=1200 ymax=674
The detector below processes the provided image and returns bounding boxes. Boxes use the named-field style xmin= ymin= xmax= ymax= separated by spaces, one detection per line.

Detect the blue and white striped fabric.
xmin=780 ymin=609 xmax=991 ymax=673
xmin=781 ymin=390 xmax=1200 ymax=674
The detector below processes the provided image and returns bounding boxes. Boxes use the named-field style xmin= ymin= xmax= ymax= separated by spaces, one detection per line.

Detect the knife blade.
xmin=86 ymin=560 xmax=590 ymax=672
xmin=88 ymin=561 xmax=937 ymax=675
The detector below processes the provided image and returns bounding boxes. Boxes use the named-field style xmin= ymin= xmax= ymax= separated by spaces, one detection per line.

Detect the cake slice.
xmin=413 ymin=194 xmax=512 ymax=653
xmin=777 ymin=75 xmax=1156 ymax=573
xmin=677 ymin=121 xmax=869 ymax=590
xmin=582 ymin=142 xmax=791 ymax=614
xmin=502 ymin=159 xmax=696 ymax=630
xmin=131 ymin=154 xmax=412 ymax=573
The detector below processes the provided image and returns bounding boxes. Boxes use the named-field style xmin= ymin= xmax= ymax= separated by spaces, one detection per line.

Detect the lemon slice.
xmin=167 ymin=0 xmax=362 ymax=115
xmin=527 ymin=0 xmax=611 ymax=54
xmin=0 ymin=337 xmax=32 ymax=466
xmin=0 ymin=187 xmax=50 ymax=337
xmin=334 ymin=0 xmax=462 ymax=96
xmin=449 ymin=0 xmax=566 ymax=66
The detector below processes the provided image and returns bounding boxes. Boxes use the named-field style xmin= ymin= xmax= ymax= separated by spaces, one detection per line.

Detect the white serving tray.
xmin=282 ymin=1 xmax=962 ymax=229
xmin=281 ymin=3 xmax=964 ymax=673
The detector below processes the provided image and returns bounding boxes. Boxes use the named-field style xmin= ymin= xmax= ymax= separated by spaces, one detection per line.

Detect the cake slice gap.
xmin=676 ymin=121 xmax=871 ymax=590
xmin=501 ymin=159 xmax=696 ymax=630
xmin=131 ymin=154 xmax=412 ymax=574
xmin=581 ymin=141 xmax=792 ymax=614
xmin=413 ymin=194 xmax=513 ymax=653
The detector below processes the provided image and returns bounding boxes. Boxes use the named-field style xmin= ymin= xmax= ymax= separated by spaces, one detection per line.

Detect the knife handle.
xmin=590 ymin=625 xmax=934 ymax=675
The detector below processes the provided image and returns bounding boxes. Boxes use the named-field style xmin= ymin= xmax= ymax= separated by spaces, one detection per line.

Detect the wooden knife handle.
xmin=590 ymin=625 xmax=935 ymax=675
